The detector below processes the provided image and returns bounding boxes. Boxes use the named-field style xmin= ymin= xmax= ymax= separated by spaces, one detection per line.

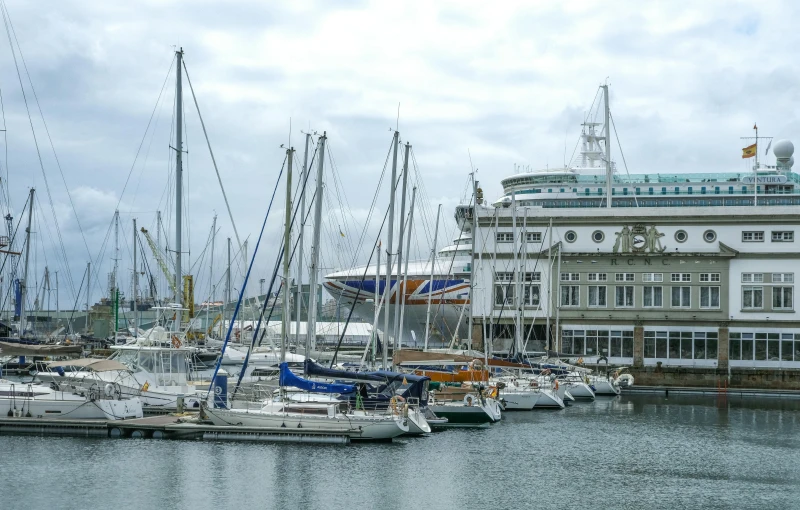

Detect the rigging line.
xmin=120 ymin=54 xmax=176 ymax=210
xmin=609 ymin=111 xmax=638 ymax=208
xmin=205 ymin=153 xmax=286 ymax=397
xmin=128 ymin=61 xmax=174 ymax=214
xmin=60 ymin=265 xmax=87 ymax=342
xmin=0 ymin=4 xmax=76 ymax=296
xmin=2 ymin=3 xmax=86 ymax=269
xmin=182 ymin=59 xmax=244 ymax=261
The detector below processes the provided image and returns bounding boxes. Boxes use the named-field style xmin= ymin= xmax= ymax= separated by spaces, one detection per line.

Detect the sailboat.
xmin=202 ymin=140 xmax=408 ymax=441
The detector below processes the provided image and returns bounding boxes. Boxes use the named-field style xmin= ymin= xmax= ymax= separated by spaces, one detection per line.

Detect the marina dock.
xmin=0 ymin=414 xmax=352 ymax=444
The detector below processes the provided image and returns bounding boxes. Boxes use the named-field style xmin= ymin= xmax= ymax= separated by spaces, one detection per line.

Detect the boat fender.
xmin=554 ymin=380 xmax=559 ymax=391
xmin=172 ymin=335 xmax=182 ymax=349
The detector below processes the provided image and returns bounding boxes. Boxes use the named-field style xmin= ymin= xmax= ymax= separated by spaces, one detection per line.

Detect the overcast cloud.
xmin=1 ymin=0 xmax=798 ymax=308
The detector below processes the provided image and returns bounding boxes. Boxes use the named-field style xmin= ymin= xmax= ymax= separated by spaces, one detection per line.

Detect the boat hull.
xmin=500 ymin=390 xmax=540 ymax=410
xmin=428 ymin=404 xmax=493 ymax=426
xmin=204 ymin=406 xmax=408 ymax=440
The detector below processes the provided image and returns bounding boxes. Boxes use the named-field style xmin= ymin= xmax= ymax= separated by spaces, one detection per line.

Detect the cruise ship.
xmin=323 ymin=232 xmax=473 ymax=348
xmin=327 ymin=85 xmax=800 ymax=373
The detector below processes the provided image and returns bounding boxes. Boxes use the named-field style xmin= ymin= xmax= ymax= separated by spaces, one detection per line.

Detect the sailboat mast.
xmin=113 ymin=209 xmax=119 ymax=299
xmin=382 ymin=131 xmax=399 ymax=369
xmin=19 ymin=188 xmax=34 ymax=336
xmin=208 ymin=215 xmax=216 ymax=337
xmin=226 ymin=237 xmax=231 ymax=336
xmin=392 ymin=142 xmax=410 ymax=351
xmin=86 ymin=261 xmax=91 ymax=334
xmin=603 ymin=84 xmax=612 ymax=209
xmin=512 ymin=191 xmax=520 ymax=355
xmin=133 ymin=218 xmax=138 ymax=334
xmin=373 ymin=241 xmax=381 ymax=366
xmin=174 ymin=48 xmax=184 ymax=305
xmin=423 ymin=204 xmax=441 ymax=351
xmin=281 ymin=147 xmax=294 ymax=363
xmin=397 ymin=186 xmax=416 ymax=349
xmin=306 ymin=133 xmax=327 ymax=354
xmin=295 ymin=132 xmax=310 ymax=348
xmin=468 ymin=176 xmax=478 ymax=352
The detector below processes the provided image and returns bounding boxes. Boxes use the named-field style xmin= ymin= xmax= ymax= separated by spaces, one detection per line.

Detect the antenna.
xmin=396 ymin=102 xmax=400 ymax=132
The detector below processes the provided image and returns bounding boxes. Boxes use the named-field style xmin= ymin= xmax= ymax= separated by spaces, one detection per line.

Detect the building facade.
xmin=471 ymin=205 xmax=800 ymax=370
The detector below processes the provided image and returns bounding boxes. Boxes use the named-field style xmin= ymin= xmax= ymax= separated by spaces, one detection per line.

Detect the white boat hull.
xmin=0 ymin=381 xmax=143 ymax=420
xmin=533 ymin=389 xmax=565 ymax=409
xmin=204 ymin=405 xmax=408 ymax=440
xmin=499 ymin=389 xmax=540 ymax=410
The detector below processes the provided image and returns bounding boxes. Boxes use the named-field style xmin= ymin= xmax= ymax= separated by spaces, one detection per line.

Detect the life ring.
xmin=171 ymin=335 xmax=182 ymax=348
xmin=464 ymin=394 xmax=475 ymax=407
xmin=472 ymin=359 xmax=484 ymax=371
xmin=529 ymin=380 xmax=538 ymax=388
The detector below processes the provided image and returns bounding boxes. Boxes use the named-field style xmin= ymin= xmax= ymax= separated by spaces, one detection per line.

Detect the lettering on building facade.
xmin=613 ymin=224 xmax=666 ymax=254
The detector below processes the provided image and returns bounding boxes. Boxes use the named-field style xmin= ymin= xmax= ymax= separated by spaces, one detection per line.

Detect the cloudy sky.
xmin=1 ymin=0 xmax=798 ymax=309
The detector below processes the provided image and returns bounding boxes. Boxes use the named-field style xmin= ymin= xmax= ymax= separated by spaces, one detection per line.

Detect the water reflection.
xmin=0 ymin=394 xmax=798 ymax=510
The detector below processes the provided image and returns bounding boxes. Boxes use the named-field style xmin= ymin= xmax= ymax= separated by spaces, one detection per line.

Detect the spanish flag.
xmin=742 ymin=143 xmax=757 ymax=159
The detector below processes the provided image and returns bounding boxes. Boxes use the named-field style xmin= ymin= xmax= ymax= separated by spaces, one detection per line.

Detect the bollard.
xmin=176 ymin=394 xmax=185 ymax=414
xmin=213 ymin=369 xmax=228 ymax=409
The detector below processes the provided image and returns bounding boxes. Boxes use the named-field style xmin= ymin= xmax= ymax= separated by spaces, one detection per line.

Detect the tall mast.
xmin=306 ymin=133 xmax=327 ymax=354
xmin=397 ymin=185 xmax=416 ymax=349
xmin=113 ymin=209 xmax=119 ymax=299
xmin=382 ymin=131 xmax=400 ymax=369
xmin=226 ymin=237 xmax=231 ymax=334
xmin=296 ymin=132 xmax=310 ymax=348
xmin=174 ymin=48 xmax=184 ymax=305
xmin=86 ymin=261 xmax=91 ymax=334
xmin=373 ymin=241 xmax=381 ymax=365
xmin=19 ymin=188 xmax=34 ymax=336
xmin=512 ymin=191 xmax=520 ymax=355
xmin=392 ymin=142 xmax=411 ymax=351
xmin=156 ymin=210 xmax=162 ymax=304
xmin=423 ymin=204 xmax=441 ymax=351
xmin=208 ymin=214 xmax=216 ymax=336
xmin=133 ymin=218 xmax=138 ymax=334
xmin=281 ymin=147 xmax=294 ymax=363
xmin=603 ymin=84 xmax=612 ymax=209
xmin=468 ymin=175 xmax=478 ymax=352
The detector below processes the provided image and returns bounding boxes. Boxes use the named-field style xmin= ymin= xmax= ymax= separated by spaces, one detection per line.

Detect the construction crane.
xmin=140 ymin=227 xmax=178 ymax=299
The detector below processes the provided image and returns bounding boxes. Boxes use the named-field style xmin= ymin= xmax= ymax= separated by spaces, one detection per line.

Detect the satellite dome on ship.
xmin=773 ymin=139 xmax=794 ymax=159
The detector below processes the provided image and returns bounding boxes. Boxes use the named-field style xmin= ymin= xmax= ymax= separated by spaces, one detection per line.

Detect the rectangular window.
xmin=642 ymin=273 xmax=663 ymax=283
xmin=772 ymin=273 xmax=794 ymax=283
xmin=643 ymin=286 xmax=663 ymax=307
xmin=588 ymin=286 xmax=607 ymax=307
xmin=561 ymin=285 xmax=579 ymax=306
xmin=587 ymin=273 xmax=607 ymax=282
xmin=523 ymin=272 xmax=541 ymax=282
xmin=496 ymin=232 xmax=514 ymax=243
xmin=742 ymin=286 xmax=763 ymax=309
xmin=671 ymin=273 xmax=691 ymax=282
xmin=671 ymin=286 xmax=691 ymax=307
xmin=525 ymin=232 xmax=542 ymax=243
xmin=494 ymin=284 xmax=514 ymax=306
xmin=742 ymin=231 xmax=764 ymax=242
xmin=523 ymin=284 xmax=541 ymax=306
xmin=700 ymin=286 xmax=720 ymax=309
xmin=615 ymin=273 xmax=635 ymax=282
xmin=773 ymin=287 xmax=793 ymax=310
xmin=495 ymin=272 xmax=513 ymax=282
xmin=742 ymin=273 xmax=764 ymax=283
xmin=699 ymin=273 xmax=720 ymax=282
xmin=771 ymin=231 xmax=794 ymax=242
xmin=560 ymin=273 xmax=580 ymax=282
xmin=615 ymin=286 xmax=634 ymax=307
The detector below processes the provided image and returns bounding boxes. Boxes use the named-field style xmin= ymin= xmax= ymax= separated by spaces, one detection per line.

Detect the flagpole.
xmin=754 ymin=123 xmax=758 ymax=207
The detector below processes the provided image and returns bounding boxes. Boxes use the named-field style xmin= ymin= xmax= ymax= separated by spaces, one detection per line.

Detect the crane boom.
xmin=140 ymin=227 xmax=178 ymax=298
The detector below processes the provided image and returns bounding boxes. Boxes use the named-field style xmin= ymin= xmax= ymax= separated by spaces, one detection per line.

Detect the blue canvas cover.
xmin=279 ymin=362 xmax=355 ymax=393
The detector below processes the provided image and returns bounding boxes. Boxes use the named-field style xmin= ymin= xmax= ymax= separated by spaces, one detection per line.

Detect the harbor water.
xmin=1 ymin=394 xmax=798 ymax=509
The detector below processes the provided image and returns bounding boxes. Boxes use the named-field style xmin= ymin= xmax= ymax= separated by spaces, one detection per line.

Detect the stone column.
xmin=633 ymin=322 xmax=644 ymax=368
xmin=717 ymin=323 xmax=729 ymax=371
